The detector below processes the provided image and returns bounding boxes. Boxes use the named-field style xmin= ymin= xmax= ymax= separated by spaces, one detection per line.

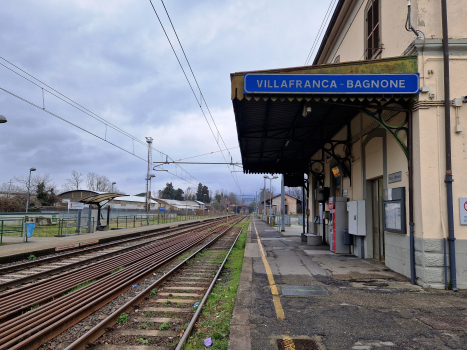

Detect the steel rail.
xmin=0 ymin=229 xmax=220 ymax=336
xmin=0 ymin=230 xmax=221 ymax=348
xmin=64 ymin=216 xmax=247 ymax=350
xmin=0 ymin=216 xmax=223 ymax=276
xmin=0 ymin=218 xmax=224 ymax=292
xmin=176 ymin=218 xmax=249 ymax=349
xmin=0 ymin=224 xmax=222 ymax=319
xmin=0 ymin=217 xmax=243 ymax=350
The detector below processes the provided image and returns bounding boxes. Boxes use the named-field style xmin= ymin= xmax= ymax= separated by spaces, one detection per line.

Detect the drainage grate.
xmin=419 ymin=317 xmax=467 ymax=330
xmin=281 ymin=285 xmax=329 ymax=297
xmin=277 ymin=338 xmax=320 ymax=350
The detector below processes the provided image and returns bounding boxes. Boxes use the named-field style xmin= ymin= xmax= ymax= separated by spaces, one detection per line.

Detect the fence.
xmin=57 ymin=217 xmax=95 ymax=236
xmin=113 ymin=212 xmax=218 ymax=229
xmin=0 ymin=212 xmax=223 ymax=244
xmin=0 ymin=218 xmax=25 ymax=245
xmin=274 ymin=215 xmax=291 ymax=226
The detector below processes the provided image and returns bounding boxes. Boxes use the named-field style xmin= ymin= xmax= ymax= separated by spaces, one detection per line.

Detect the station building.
xmin=265 ymin=194 xmax=299 ymax=215
xmin=231 ymin=0 xmax=467 ymax=289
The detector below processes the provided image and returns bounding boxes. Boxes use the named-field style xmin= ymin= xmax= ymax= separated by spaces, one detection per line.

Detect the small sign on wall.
xmin=388 ymin=171 xmax=402 ymax=184
xmin=460 ymin=197 xmax=467 ymax=225
xmin=68 ymin=202 xmax=85 ymax=210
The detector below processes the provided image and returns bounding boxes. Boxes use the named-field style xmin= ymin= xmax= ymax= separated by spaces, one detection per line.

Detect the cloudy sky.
xmin=0 ymin=0 xmax=334 ymax=199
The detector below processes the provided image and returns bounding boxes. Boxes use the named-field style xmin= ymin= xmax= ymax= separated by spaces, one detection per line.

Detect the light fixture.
xmin=0 ymin=115 xmax=7 ymax=124
xmin=302 ymin=105 xmax=312 ymax=117
xmin=285 ymin=140 xmax=290 ymax=147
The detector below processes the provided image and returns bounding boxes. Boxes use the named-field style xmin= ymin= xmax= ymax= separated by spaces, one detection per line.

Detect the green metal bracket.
xmin=359 ymin=108 xmax=408 ymax=159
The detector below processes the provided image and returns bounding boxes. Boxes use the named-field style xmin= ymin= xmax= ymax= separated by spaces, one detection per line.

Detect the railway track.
xmin=0 ymin=216 xmax=226 ymax=291
xmin=0 ymin=215 xmax=247 ymax=350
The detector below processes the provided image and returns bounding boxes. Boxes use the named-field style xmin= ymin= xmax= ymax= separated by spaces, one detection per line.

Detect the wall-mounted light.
xmin=302 ymin=105 xmax=312 ymax=117
xmin=285 ymin=140 xmax=290 ymax=147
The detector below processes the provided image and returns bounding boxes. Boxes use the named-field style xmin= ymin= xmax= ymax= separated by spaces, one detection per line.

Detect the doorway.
xmin=371 ymin=177 xmax=384 ymax=261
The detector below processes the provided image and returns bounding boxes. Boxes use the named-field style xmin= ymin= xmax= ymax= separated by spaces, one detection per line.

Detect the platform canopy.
xmin=80 ymin=193 xmax=128 ymax=205
xmin=231 ymin=56 xmax=419 ymax=176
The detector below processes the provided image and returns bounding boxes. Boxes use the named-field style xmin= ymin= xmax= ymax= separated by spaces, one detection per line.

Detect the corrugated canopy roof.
xmin=80 ymin=193 xmax=129 ymax=204
xmin=231 ymin=56 xmax=418 ymax=175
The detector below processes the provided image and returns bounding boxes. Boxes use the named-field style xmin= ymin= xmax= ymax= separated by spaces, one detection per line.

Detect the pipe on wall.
xmin=441 ymin=0 xmax=457 ymax=291
xmin=408 ymin=111 xmax=416 ymax=284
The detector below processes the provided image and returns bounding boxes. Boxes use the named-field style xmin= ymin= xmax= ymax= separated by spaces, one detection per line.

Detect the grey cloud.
xmin=0 ymin=0 xmax=331 ymax=196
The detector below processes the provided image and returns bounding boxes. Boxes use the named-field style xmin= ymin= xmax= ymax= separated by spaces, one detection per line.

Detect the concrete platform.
xmin=0 ymin=217 xmax=217 ymax=263
xmin=229 ymin=217 xmax=467 ymax=350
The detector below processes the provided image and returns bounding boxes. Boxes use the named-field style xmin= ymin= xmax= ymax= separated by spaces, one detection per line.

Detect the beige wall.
xmin=417 ymin=0 xmax=467 ymax=39
xmin=315 ymin=0 xmax=467 ymax=243
xmin=307 ymin=0 xmax=467 ymax=287
xmin=271 ymin=194 xmax=298 ymax=215
xmin=323 ymin=0 xmax=467 ymax=65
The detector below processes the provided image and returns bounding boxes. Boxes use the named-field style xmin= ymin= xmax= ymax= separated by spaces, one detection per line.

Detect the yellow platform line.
xmin=282 ymin=336 xmax=296 ymax=350
xmin=253 ymin=218 xmax=285 ymax=320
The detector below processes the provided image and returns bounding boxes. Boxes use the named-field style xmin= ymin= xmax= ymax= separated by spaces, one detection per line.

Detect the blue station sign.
xmin=244 ymin=73 xmax=419 ymax=95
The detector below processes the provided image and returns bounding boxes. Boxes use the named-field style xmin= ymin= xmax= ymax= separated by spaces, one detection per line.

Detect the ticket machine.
xmin=328 ymin=196 xmax=350 ymax=254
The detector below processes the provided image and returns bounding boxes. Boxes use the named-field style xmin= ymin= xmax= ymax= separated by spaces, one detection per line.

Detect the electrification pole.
xmin=145 ymin=137 xmax=153 ymax=213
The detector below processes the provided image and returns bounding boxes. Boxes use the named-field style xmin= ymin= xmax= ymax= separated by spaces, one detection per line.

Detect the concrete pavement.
xmin=229 ymin=217 xmax=467 ymax=350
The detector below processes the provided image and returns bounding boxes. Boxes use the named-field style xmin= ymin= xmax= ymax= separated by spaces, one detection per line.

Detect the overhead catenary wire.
xmin=304 ymin=0 xmax=338 ymax=65
xmin=150 ymin=0 xmax=241 ymax=190
xmin=148 ymin=0 xmax=241 ymax=191
xmin=176 ymin=147 xmax=239 ymax=161
xmin=0 ymin=84 xmax=197 ymax=185
xmin=0 ymin=57 xmax=199 ymax=185
xmin=159 ymin=0 xmax=232 ymax=156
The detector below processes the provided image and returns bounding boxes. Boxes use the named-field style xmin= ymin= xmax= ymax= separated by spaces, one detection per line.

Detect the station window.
xmin=365 ymin=0 xmax=381 ymax=59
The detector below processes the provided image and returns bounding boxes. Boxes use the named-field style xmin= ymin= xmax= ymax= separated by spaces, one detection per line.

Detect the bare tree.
xmin=286 ymin=187 xmax=303 ymax=200
xmin=0 ymin=182 xmax=24 ymax=194
xmin=85 ymin=172 xmax=123 ymax=193
xmin=86 ymin=172 xmax=110 ymax=191
xmin=14 ymin=173 xmax=55 ymax=194
xmin=62 ymin=170 xmax=84 ymax=191
xmin=85 ymin=172 xmax=99 ymax=191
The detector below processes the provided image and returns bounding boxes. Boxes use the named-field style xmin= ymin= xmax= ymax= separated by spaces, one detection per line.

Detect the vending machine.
xmin=328 ymin=196 xmax=350 ymax=254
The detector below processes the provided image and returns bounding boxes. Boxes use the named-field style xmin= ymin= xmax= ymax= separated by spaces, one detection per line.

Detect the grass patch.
xmin=63 ymin=280 xmax=96 ymax=296
xmin=116 ymin=312 xmax=129 ymax=324
xmin=149 ymin=288 xmax=158 ymax=296
xmin=176 ymin=251 xmax=192 ymax=261
xmin=136 ymin=337 xmax=149 ymax=344
xmin=27 ymin=254 xmax=37 ymax=261
xmin=110 ymin=266 xmax=125 ymax=274
xmin=159 ymin=322 xmax=170 ymax=330
xmin=29 ymin=304 xmax=41 ymax=311
xmin=181 ymin=219 xmax=249 ymax=350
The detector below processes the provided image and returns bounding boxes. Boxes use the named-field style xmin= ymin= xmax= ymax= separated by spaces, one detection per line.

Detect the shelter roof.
xmin=231 ymin=56 xmax=417 ymax=175
xmin=80 ymin=193 xmax=129 ymax=204
xmin=62 ymin=190 xmax=152 ymax=204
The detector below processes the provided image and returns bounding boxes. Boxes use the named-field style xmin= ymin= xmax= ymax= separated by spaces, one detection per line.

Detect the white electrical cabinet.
xmin=347 ymin=200 xmax=366 ymax=236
